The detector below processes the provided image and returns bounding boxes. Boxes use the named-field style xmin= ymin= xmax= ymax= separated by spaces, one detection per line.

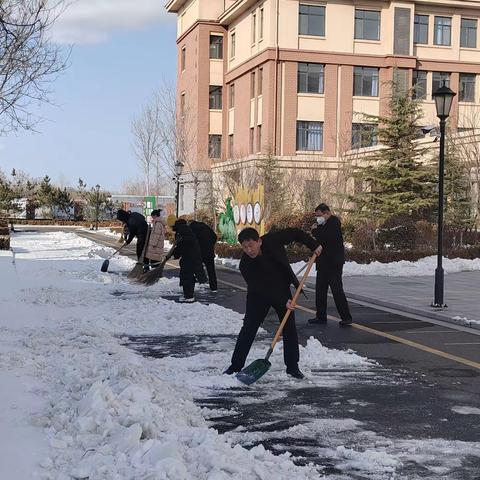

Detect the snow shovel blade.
xmin=101 ymin=259 xmax=109 ymax=273
xmin=236 ymin=359 xmax=271 ymax=385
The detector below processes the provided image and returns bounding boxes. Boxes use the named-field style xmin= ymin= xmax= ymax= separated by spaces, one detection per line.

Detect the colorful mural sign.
xmin=233 ymin=185 xmax=265 ymax=236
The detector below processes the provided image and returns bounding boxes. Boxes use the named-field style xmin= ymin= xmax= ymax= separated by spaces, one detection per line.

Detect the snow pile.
xmin=301 ymin=337 xmax=375 ymax=370
xmin=2 ymin=231 xmax=323 ymax=479
xmin=343 ymin=256 xmax=480 ymax=277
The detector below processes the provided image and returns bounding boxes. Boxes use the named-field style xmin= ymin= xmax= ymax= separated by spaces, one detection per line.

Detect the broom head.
xmin=137 ymin=261 xmax=166 ymax=286
xmin=236 ymin=359 xmax=271 ymax=385
xmin=127 ymin=262 xmax=145 ymax=279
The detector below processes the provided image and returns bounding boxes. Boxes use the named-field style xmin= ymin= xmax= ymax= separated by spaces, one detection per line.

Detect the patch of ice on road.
xmin=452 ymin=405 xmax=480 ymax=415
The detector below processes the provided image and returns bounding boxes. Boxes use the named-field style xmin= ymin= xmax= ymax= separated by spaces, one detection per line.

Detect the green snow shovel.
xmin=236 ymin=254 xmax=317 ymax=386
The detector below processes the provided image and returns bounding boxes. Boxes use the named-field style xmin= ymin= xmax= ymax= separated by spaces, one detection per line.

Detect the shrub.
xmin=0 ymin=235 xmax=10 ymax=250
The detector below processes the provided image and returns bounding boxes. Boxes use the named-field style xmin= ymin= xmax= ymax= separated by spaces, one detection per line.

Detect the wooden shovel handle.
xmin=269 ymin=255 xmax=317 ymax=351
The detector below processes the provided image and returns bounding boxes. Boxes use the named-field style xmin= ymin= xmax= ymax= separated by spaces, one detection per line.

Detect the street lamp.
xmin=95 ymin=184 xmax=100 ymax=231
xmin=432 ymin=83 xmax=456 ymax=308
xmin=175 ymin=161 xmax=184 ymax=218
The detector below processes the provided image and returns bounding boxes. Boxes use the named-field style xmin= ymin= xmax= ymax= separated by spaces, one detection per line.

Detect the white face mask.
xmin=316 ymin=216 xmax=326 ymax=225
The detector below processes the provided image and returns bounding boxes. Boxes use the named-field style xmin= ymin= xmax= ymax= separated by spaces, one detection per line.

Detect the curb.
xmin=343 ymin=290 xmax=480 ymax=332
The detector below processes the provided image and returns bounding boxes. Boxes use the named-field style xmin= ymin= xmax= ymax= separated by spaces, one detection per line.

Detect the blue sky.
xmin=0 ymin=1 xmax=177 ymax=192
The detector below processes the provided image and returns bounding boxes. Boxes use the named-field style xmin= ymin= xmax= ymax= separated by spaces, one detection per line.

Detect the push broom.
xmin=236 ymin=254 xmax=317 ymax=386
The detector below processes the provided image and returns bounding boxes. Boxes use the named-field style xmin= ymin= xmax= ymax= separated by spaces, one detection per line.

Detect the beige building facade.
xmin=166 ymin=0 xmax=480 ymax=213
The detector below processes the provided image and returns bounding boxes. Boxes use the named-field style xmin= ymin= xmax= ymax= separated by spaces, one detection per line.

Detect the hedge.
xmin=214 ymin=242 xmax=480 ymax=265
xmin=6 ymin=219 xmax=119 ymax=227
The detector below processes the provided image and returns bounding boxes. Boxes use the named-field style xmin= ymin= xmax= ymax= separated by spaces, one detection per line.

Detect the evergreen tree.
xmin=258 ymin=151 xmax=286 ymax=219
xmin=444 ymin=134 xmax=473 ymax=245
xmin=351 ymin=87 xmax=437 ymax=228
xmin=0 ymin=177 xmax=15 ymax=216
xmin=53 ymin=187 xmax=73 ymax=218
xmin=36 ymin=175 xmax=55 ymax=218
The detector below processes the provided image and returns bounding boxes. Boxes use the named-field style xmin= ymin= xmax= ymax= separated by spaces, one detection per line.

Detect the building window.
xmin=208 ymin=135 xmax=222 ymax=158
xmin=258 ymin=68 xmax=263 ymax=95
xmin=209 ymin=86 xmax=222 ymax=110
xmin=228 ymin=134 xmax=234 ymax=156
xmin=259 ymin=6 xmax=264 ymax=40
xmin=352 ymin=123 xmax=378 ymax=148
xmin=459 ymin=73 xmax=476 ymax=102
xmin=434 ymin=16 xmax=451 ymax=46
xmin=461 ymin=18 xmax=477 ymax=48
xmin=230 ymin=31 xmax=236 ymax=58
xmin=299 ymin=4 xmax=325 ymax=37
xmin=412 ymin=70 xmax=427 ymax=99
xmin=181 ymin=46 xmax=186 ymax=70
xmin=298 ymin=63 xmax=324 ymax=94
xmin=432 ymin=72 xmax=450 ymax=97
xmin=209 ymin=35 xmax=223 ymax=59
xmin=257 ymin=125 xmax=262 ymax=152
xmin=353 ymin=67 xmax=379 ymax=96
xmin=180 ymin=92 xmax=185 ymax=116
xmin=355 ymin=9 xmax=380 ymax=41
xmin=252 ymin=12 xmax=256 ymax=44
xmin=251 ymin=72 xmax=256 ymax=98
xmin=414 ymin=14 xmax=428 ymax=44
xmin=296 ymin=121 xmax=323 ymax=151
xmin=229 ymin=84 xmax=235 ymax=108
xmin=249 ymin=128 xmax=254 ymax=154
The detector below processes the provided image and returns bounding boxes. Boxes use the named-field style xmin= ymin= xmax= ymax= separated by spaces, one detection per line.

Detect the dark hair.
xmin=315 ymin=203 xmax=330 ymax=213
xmin=116 ymin=209 xmax=129 ymax=222
xmin=150 ymin=209 xmax=161 ymax=217
xmin=238 ymin=227 xmax=260 ymax=243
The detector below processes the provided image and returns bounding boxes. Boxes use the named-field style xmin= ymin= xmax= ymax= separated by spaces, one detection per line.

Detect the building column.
xmin=281 ymin=61 xmax=298 ymax=156
xmin=338 ymin=65 xmax=353 ymax=152
xmin=323 ymin=64 xmax=339 ymax=157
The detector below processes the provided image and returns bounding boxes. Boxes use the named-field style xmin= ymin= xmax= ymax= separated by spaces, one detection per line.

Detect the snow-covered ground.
xmin=1 ymin=231 xmax=479 ymax=479
xmin=0 ymin=231 xmax=368 ymax=479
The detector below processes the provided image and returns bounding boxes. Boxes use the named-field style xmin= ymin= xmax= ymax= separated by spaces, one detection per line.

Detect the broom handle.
xmin=265 ymin=254 xmax=317 ymax=361
xmin=110 ymin=242 xmax=127 ymax=259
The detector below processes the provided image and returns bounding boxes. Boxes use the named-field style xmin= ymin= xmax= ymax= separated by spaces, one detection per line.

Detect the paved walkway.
xmin=333 ymin=271 xmax=480 ymax=329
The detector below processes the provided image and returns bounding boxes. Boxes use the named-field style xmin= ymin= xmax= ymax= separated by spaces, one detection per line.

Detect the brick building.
xmin=166 ymin=0 xmax=480 ymax=214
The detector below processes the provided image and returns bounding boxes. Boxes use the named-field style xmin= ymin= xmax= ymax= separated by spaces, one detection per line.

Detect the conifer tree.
xmin=352 ymin=87 xmax=437 ymax=226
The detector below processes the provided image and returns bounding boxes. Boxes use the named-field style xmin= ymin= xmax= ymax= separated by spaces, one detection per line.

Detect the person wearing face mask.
xmin=309 ymin=203 xmax=352 ymax=327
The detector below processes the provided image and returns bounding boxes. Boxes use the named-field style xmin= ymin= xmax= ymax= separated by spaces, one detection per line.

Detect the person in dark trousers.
xmin=309 ymin=203 xmax=353 ymax=327
xmin=189 ymin=220 xmax=218 ymax=292
xmin=172 ymin=219 xmax=207 ymax=303
xmin=224 ymin=227 xmax=322 ymax=379
xmin=116 ymin=209 xmax=149 ymax=270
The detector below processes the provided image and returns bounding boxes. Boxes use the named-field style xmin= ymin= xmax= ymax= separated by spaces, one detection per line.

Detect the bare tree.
xmin=0 ymin=0 xmax=69 ymax=133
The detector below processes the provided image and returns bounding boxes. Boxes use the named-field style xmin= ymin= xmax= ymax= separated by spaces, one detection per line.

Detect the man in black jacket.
xmin=189 ymin=220 xmax=218 ymax=292
xmin=172 ymin=219 xmax=207 ymax=302
xmin=116 ymin=209 xmax=149 ymax=266
xmin=309 ymin=203 xmax=352 ymax=327
xmin=224 ymin=227 xmax=322 ymax=379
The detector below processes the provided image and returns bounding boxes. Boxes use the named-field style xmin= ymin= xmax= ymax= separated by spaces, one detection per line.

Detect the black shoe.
xmin=308 ymin=317 xmax=327 ymax=325
xmin=339 ymin=318 xmax=353 ymax=327
xmin=286 ymin=366 xmax=304 ymax=379
xmin=223 ymin=365 xmax=241 ymax=375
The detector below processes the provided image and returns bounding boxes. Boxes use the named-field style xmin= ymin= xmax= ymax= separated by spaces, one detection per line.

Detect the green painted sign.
xmin=144 ymin=196 xmax=156 ymax=218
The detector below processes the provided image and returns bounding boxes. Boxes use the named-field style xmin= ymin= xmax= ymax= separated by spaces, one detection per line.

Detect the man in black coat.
xmin=309 ymin=203 xmax=352 ymax=327
xmin=172 ymin=219 xmax=207 ymax=302
xmin=189 ymin=220 xmax=218 ymax=292
xmin=224 ymin=227 xmax=322 ymax=379
xmin=116 ymin=209 xmax=149 ymax=266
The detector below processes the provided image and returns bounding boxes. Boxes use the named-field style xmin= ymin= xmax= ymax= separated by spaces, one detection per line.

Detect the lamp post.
xmin=432 ymin=84 xmax=456 ymax=308
xmin=94 ymin=184 xmax=100 ymax=231
xmin=174 ymin=161 xmax=184 ymax=218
